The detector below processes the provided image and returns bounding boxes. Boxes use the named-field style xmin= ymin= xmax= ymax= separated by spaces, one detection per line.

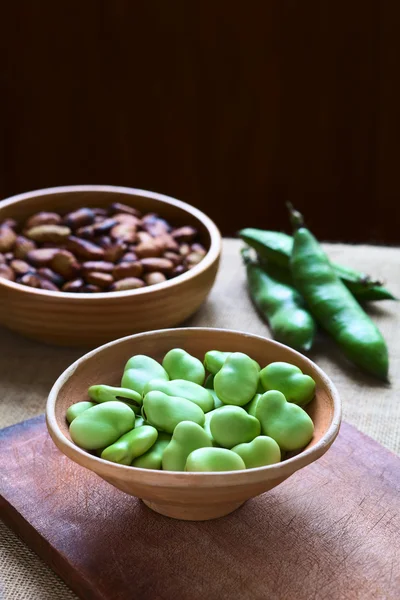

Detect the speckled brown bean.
xmin=0 ymin=227 xmax=17 ymax=252
xmin=10 ymin=259 xmax=34 ymax=277
xmin=39 ymin=279 xmax=60 ymax=292
xmin=110 ymin=277 xmax=145 ymax=291
xmin=163 ymin=251 xmax=183 ymax=266
xmin=144 ymin=272 xmax=167 ymax=285
xmin=113 ymin=261 xmax=143 ymax=281
xmin=142 ymin=214 xmax=170 ymax=237
xmin=37 ymin=267 xmax=64 ymax=287
xmin=19 ymin=273 xmax=42 ymax=288
xmin=0 ymin=264 xmax=15 ymax=281
xmin=103 ymin=241 xmax=126 ymax=263
xmin=13 ymin=236 xmax=37 ymax=259
xmin=112 ymin=213 xmax=141 ymax=227
xmin=171 ymin=226 xmax=198 ymax=242
xmin=26 ymin=248 xmax=60 ymax=268
xmin=26 ymin=224 xmax=71 ymax=243
xmin=65 ymin=237 xmax=104 ymax=260
xmin=62 ymin=278 xmax=85 ymax=293
xmin=63 ymin=208 xmax=95 ymax=230
xmin=50 ymin=250 xmax=81 ymax=279
xmin=81 ymin=261 xmax=114 ymax=274
xmin=110 ymin=223 xmax=137 ymax=244
xmin=25 ymin=212 xmax=61 ymax=229
xmin=110 ymin=202 xmax=141 ymax=217
xmin=140 ymin=258 xmax=174 ymax=274
xmin=159 ymin=234 xmax=179 ymax=252
xmin=84 ymin=271 xmax=114 ymax=288
xmin=135 ymin=242 xmax=163 ymax=258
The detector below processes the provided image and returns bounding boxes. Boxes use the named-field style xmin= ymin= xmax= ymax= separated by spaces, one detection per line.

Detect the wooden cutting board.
xmin=1 ymin=416 xmax=399 ymax=600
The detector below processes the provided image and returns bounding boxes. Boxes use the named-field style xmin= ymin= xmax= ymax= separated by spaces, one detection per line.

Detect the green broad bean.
xmin=101 ymin=425 xmax=158 ymax=465
xmin=132 ymin=433 xmax=171 ymax=470
xmin=143 ymin=390 xmax=205 ymax=433
xmin=210 ymin=405 xmax=260 ymax=448
xmin=69 ymin=401 xmax=135 ymax=450
xmin=204 ymin=351 xmax=231 ymax=375
xmin=66 ymin=401 xmax=96 ymax=424
xmin=244 ymin=394 xmax=262 ymax=417
xmin=143 ymin=379 xmax=214 ymax=413
xmin=162 ymin=348 xmax=205 ymax=384
xmin=135 ymin=415 xmax=145 ymax=428
xmin=232 ymin=436 xmax=281 ymax=468
xmin=260 ymin=362 xmax=316 ymax=407
xmin=214 ymin=352 xmax=259 ymax=406
xmin=121 ymin=355 xmax=169 ymax=395
xmin=88 ymin=384 xmax=142 ymax=411
xmin=162 ymin=421 xmax=213 ymax=471
xmin=185 ymin=447 xmax=246 ymax=472
xmin=255 ymin=390 xmax=314 ymax=451
xmin=204 ymin=374 xmax=224 ymax=408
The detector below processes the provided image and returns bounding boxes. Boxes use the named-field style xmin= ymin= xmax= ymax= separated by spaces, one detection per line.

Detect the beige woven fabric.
xmin=0 ymin=239 xmax=399 ymax=599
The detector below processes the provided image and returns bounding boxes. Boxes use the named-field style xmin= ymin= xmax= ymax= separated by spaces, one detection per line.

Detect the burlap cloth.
xmin=1 ymin=240 xmax=399 ymax=600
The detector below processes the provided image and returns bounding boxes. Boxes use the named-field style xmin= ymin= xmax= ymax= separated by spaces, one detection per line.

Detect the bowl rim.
xmin=46 ymin=327 xmax=342 ymax=486
xmin=0 ymin=184 xmax=222 ymax=299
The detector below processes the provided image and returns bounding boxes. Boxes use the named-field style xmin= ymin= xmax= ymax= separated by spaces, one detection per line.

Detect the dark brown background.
xmin=1 ymin=1 xmax=399 ymax=242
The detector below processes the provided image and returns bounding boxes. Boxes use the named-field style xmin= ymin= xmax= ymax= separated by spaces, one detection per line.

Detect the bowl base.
xmin=142 ymin=499 xmax=245 ymax=521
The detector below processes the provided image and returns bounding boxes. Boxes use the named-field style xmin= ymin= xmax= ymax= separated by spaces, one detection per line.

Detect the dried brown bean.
xmin=63 ymin=208 xmax=95 ymax=230
xmin=110 ymin=223 xmax=137 ymax=244
xmin=13 ymin=236 xmax=37 ymax=259
xmin=103 ymin=241 xmax=126 ymax=263
xmin=179 ymin=243 xmax=191 ymax=256
xmin=144 ymin=272 xmax=167 ymax=285
xmin=4 ymin=252 xmax=13 ymax=262
xmin=26 ymin=248 xmax=59 ymax=267
xmin=19 ymin=273 xmax=42 ymax=288
xmin=50 ymin=250 xmax=81 ymax=279
xmin=76 ymin=225 xmax=96 ymax=239
xmin=65 ymin=236 xmax=104 ymax=260
xmin=84 ymin=271 xmax=114 ymax=288
xmin=0 ymin=226 xmax=17 ymax=252
xmin=0 ymin=253 xmax=5 ymax=264
xmin=163 ymin=251 xmax=183 ymax=266
xmin=10 ymin=259 xmax=33 ymax=276
xmin=120 ymin=251 xmax=137 ymax=263
xmin=191 ymin=243 xmax=207 ymax=255
xmin=110 ymin=277 xmax=145 ymax=292
xmin=97 ymin=235 xmax=113 ymax=249
xmin=37 ymin=267 xmax=64 ymax=287
xmin=62 ymin=278 xmax=85 ymax=293
xmin=136 ymin=231 xmax=153 ymax=244
xmin=135 ymin=241 xmax=163 ymax=258
xmin=39 ymin=279 xmax=59 ymax=292
xmin=156 ymin=233 xmax=179 ymax=251
xmin=25 ymin=212 xmax=61 ymax=229
xmin=140 ymin=258 xmax=174 ymax=274
xmin=92 ymin=208 xmax=108 ymax=217
xmin=142 ymin=214 xmax=171 ymax=236
xmin=172 ymin=264 xmax=187 ymax=277
xmin=26 ymin=224 xmax=71 ymax=243
xmin=171 ymin=226 xmax=197 ymax=242
xmin=82 ymin=284 xmax=102 ymax=293
xmin=81 ymin=261 xmax=114 ymax=274
xmin=185 ymin=251 xmax=205 ymax=266
xmin=0 ymin=264 xmax=15 ymax=281
xmin=1 ymin=218 xmax=18 ymax=229
xmin=92 ymin=218 xmax=118 ymax=235
xmin=110 ymin=202 xmax=141 ymax=217
xmin=113 ymin=261 xmax=143 ymax=280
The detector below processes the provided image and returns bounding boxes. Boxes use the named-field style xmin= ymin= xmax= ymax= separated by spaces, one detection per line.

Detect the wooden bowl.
xmin=46 ymin=327 xmax=341 ymax=521
xmin=0 ymin=185 xmax=221 ymax=346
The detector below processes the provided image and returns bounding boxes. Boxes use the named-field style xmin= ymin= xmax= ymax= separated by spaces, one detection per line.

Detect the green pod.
xmin=289 ymin=210 xmax=389 ymax=380
xmin=255 ymin=391 xmax=314 ymax=451
xmin=232 ymin=436 xmax=281 ymax=468
xmin=66 ymin=401 xmax=96 ymax=424
xmin=214 ymin=352 xmax=259 ymax=406
xmin=122 ymin=355 xmax=169 ymax=395
xmin=210 ymin=405 xmax=260 ymax=448
xmin=239 ymin=228 xmax=395 ymax=302
xmin=185 ymin=447 xmax=246 ymax=472
xmin=132 ymin=433 xmax=171 ymax=470
xmin=88 ymin=384 xmax=142 ymax=412
xmin=142 ymin=391 xmax=205 ymax=433
xmin=162 ymin=348 xmax=205 ymax=384
xmin=260 ymin=362 xmax=316 ymax=407
xmin=242 ymin=249 xmax=316 ymax=352
xmin=101 ymin=425 xmax=158 ymax=465
xmin=162 ymin=421 xmax=213 ymax=471
xmin=69 ymin=401 xmax=135 ymax=450
xmin=143 ymin=379 xmax=214 ymax=413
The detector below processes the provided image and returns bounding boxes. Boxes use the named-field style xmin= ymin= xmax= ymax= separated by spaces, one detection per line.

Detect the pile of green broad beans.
xmin=66 ymin=350 xmax=317 ymax=471
xmin=239 ymin=207 xmax=394 ymax=380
